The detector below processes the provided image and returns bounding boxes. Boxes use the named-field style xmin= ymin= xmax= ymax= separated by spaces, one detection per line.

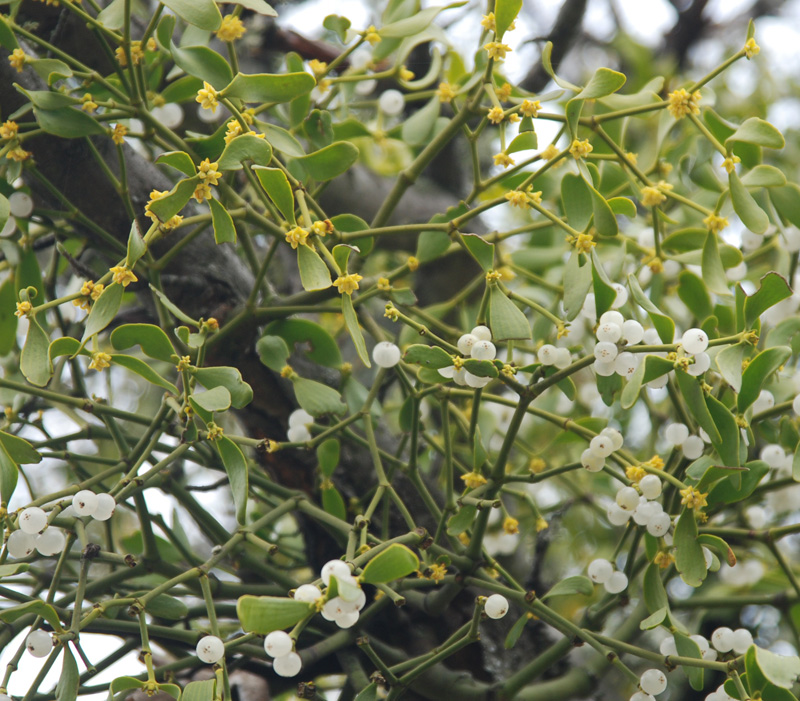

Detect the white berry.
xmin=601 ymin=427 xmax=624 ymax=450
xmin=600 ymin=311 xmax=625 ymax=327
xmin=484 ymin=594 xmax=509 ymax=619
xmin=760 ymin=444 xmax=785 ymax=469
xmin=538 ymin=344 xmax=556 ymax=365
xmin=690 ymin=634 xmax=710 ymax=654
xmin=35 ymin=529 xmax=66 ymax=556
xmin=614 ymin=352 xmax=638 ymax=378
xmin=659 ymin=637 xmax=677 ymax=656
xmin=321 ymin=559 xmax=351 ymax=585
xmin=553 ymin=347 xmax=572 ymax=369
xmin=607 ymin=503 xmax=631 ymax=526
xmin=682 ymin=436 xmax=705 ymax=460
xmin=604 ymin=570 xmax=628 ymax=594
xmin=630 ymin=693 xmax=655 ymax=701
xmin=594 ymin=341 xmax=619 ymax=362
xmin=465 ymin=371 xmax=491 ymax=388
xmin=26 ymin=629 xmax=53 ymax=658
xmin=287 ymin=425 xmax=312 ymax=443
xmin=596 ymin=322 xmax=622 ymax=343
xmin=646 ymin=513 xmax=672 ymax=538
xmin=334 ymin=610 xmax=360 ymax=628
xmin=665 ymin=423 xmax=689 ymax=446
xmin=196 ymin=635 xmax=224 ymax=664
xmin=616 ymin=487 xmax=640 ymax=511
xmin=711 ymin=627 xmax=734 ymax=653
xmin=372 ymin=341 xmax=401 ymax=368
xmin=581 ymin=449 xmax=605 ymax=472
xmin=72 ymin=490 xmax=98 ymax=517
xmin=471 ymin=325 xmax=492 ymax=341
xmin=294 ymin=584 xmax=322 ymax=603
xmin=378 ymin=89 xmax=404 ymax=116
xmin=731 ymin=628 xmax=753 ymax=654
xmin=288 ymin=409 xmax=314 ymax=428
xmin=471 ymin=340 xmax=496 ymax=361
xmin=639 ymin=475 xmax=662 ymax=500
xmin=93 ymin=493 xmax=116 ymax=521
xmin=273 ymin=651 xmax=302 ymax=677
xmin=9 ymin=192 xmax=33 ymax=218
xmin=264 ymin=631 xmax=293 ymax=658
xmin=611 ymin=283 xmax=628 ymax=308
xmin=640 ymin=668 xmax=667 ymax=695
xmin=681 ymin=328 xmax=709 ymax=355
xmin=457 ymin=334 xmax=478 ymax=355
xmin=19 ymin=507 xmax=47 ymax=534
xmin=7 ymin=530 xmax=35 ymax=558
xmin=622 ymin=319 xmax=644 ymax=345
xmin=587 ymin=558 xmax=613 ymax=584
xmin=589 ymin=435 xmax=614 ymax=457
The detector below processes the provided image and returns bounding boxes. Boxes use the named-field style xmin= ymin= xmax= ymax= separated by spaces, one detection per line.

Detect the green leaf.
xmin=183 ymin=679 xmax=216 ymax=701
xmin=403 ymin=344 xmax=452 ymax=369
xmin=702 ymin=232 xmax=731 ymax=296
xmin=297 ymin=244 xmax=332 ymax=291
xmin=237 ymin=595 xmax=313 ymax=634
xmin=55 ymin=647 xmax=79 ymax=701
xmin=321 ymin=484 xmax=347 ymax=521
xmin=317 ymin=439 xmax=340 ymax=478
xmin=741 ymin=165 xmax=786 ymax=188
xmin=21 ymin=316 xmax=52 ymax=387
xmin=463 ymin=359 xmax=498 ymax=378
xmin=643 ymin=564 xmax=669 ymax=613
xmin=620 ymin=357 xmax=646 ymax=410
xmin=324 ymin=15 xmax=352 ymax=42
xmin=209 ymin=197 xmax=237 ymax=244
xmin=256 ymin=335 xmax=290 ymax=372
xmin=0 ymin=600 xmax=63 ymax=632
xmin=716 ymin=342 xmax=746 ymax=393
xmin=640 ymin=607 xmax=668 ymax=630
xmin=226 ymin=0 xmax=276 ymax=15
xmin=354 ymin=683 xmax=378 ymax=701
xmin=30 ymin=58 xmax=72 ymax=84
xmin=155 ymin=150 xmax=196 ymax=177
xmin=193 ymin=366 xmax=253 ymax=409
xmin=332 ymin=244 xmax=355 ymax=275
xmin=643 ymin=355 xmax=675 ymax=384
xmin=125 ymin=221 xmax=146 ymax=269
xmin=563 ymin=251 xmax=592 ymax=321
xmin=726 ymin=118 xmax=785 ymax=150
xmin=223 ymin=71 xmax=316 ymax=103
xmin=252 ymin=166 xmax=295 ymax=224
xmin=292 ymin=375 xmax=346 ymax=417
xmin=752 ymin=647 xmax=800 ymax=689
xmin=170 ymin=44 xmax=231 ymax=89
xmin=107 ymin=677 xmax=145 ymax=700
xmin=0 ymin=277 xmax=17 ymax=356
xmin=561 ymin=173 xmax=593 ymax=230
xmin=217 ymin=134 xmax=273 ymax=170
xmin=361 ymin=544 xmax=419 ymax=584
xmin=738 ymin=346 xmax=791 ymax=413
xmin=494 ymin=0 xmax=522 ymax=39
xmin=460 ymin=234 xmax=494 ymax=272
xmin=291 ymin=142 xmax=359 ymax=181
xmin=263 ymin=319 xmax=342 ymax=367
xmin=401 ymin=96 xmax=440 ymax=146
xmin=565 ymin=67 xmax=626 ymax=134
xmin=0 ymin=563 xmax=30 ymax=578
xmin=0 ymin=431 xmax=40 ymax=465
xmin=607 ymin=197 xmax=637 ymax=218
xmin=81 ymin=282 xmax=124 ymax=344
xmin=379 ymin=2 xmax=467 ymax=38
xmin=192 ymin=386 xmax=232 ymax=413
xmin=342 ymin=294 xmax=370 ymax=367
xmin=744 ymin=272 xmax=792 ymax=328
xmin=708 ymin=460 xmax=769 ymax=506
xmin=96 ymin=0 xmax=125 ymax=29
xmin=111 ymin=355 xmax=179 ymax=394
xmin=110 ymin=324 xmax=176 ymax=363
xmin=304 ymin=109 xmax=334 ymax=149
xmin=489 ymin=285 xmax=531 ymax=341
xmin=506 ymin=130 xmax=538 ymax=154
xmin=163 ymin=0 xmax=221 ymax=30
xmin=505 ymin=614 xmax=529 ymax=649
xmin=541 ymin=575 xmax=593 ymax=600
xmin=588 ymin=181 xmax=618 ymax=237
xmin=678 ymin=270 xmax=713 ymax=321
xmin=706 ymin=394 xmax=741 ymax=467
xmin=675 ymin=370 xmax=721 ymax=443
xmin=628 ymin=274 xmax=674 ymax=343
xmin=217 ymin=436 xmax=248 ymax=524
xmin=0 ymin=15 xmax=19 ymax=50
xmin=591 ymin=250 xmax=616 ymax=318
xmin=674 ymin=509 xmax=707 ymax=588
xmin=674 ymin=633 xmax=705 ymax=690
xmin=730 ymin=171 xmax=769 ymax=234
xmin=147 ymin=176 xmax=200 ymax=222
xmin=696 ymin=534 xmax=736 ymax=567
xmin=142 ymin=593 xmax=189 ymax=620
xmin=770 ymin=184 xmax=800 ymax=228
xmin=447 ymin=504 xmax=476 ymax=535
xmin=416 ymin=230 xmax=450 ymax=263
xmin=0 ymin=442 xmax=18 ymax=506
xmin=33 ymin=107 xmax=104 ymax=138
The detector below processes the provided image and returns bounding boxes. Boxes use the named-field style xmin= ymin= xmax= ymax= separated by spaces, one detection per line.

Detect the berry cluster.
xmin=664 ymin=422 xmax=706 ymax=460
xmin=439 ymin=325 xmax=497 ymax=387
xmin=587 ymin=558 xmax=628 ymax=594
xmin=630 ymin=668 xmax=668 ymax=701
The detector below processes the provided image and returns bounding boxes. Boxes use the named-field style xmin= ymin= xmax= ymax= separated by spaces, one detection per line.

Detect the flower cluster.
xmin=216 ymin=14 xmax=246 ymax=42
xmin=666 ymin=88 xmax=701 ymax=119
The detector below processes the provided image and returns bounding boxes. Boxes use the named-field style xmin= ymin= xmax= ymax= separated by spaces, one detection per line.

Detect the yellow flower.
xmin=224 ymin=120 xmax=243 ymax=144
xmin=484 ymin=41 xmax=511 ymax=61
xmin=144 ymin=189 xmax=169 ymax=223
xmin=216 ymin=14 xmax=246 ymax=42
xmin=507 ymin=113 xmax=520 ymax=124
xmin=503 ymin=517 xmax=519 ymax=534
xmin=111 ymin=124 xmax=127 ymax=145
xmin=206 ymin=423 xmax=224 ymax=441
xmin=426 ymin=563 xmax=447 ymax=582
xmin=377 ymin=277 xmax=391 ymax=291
xmin=744 ymin=38 xmax=760 ymax=59
xmin=496 ymin=83 xmax=512 ymax=102
xmin=626 ymin=465 xmax=647 ymax=482
xmin=384 ymin=304 xmax=399 ymax=321
xmin=641 ymin=186 xmax=666 ymax=207
xmin=0 ymin=121 xmax=19 ymax=141
xmin=493 ymin=152 xmax=515 ymax=168
xmin=203 ymin=317 xmax=219 ymax=332
xmin=192 ymin=183 xmax=212 ymax=203
xmin=7 ymin=146 xmax=31 ymax=162
xmin=311 ymin=219 xmax=333 ymax=236
xmin=398 ymin=65 xmax=415 ymax=82
xmin=176 ymin=355 xmax=191 ymax=371
xmin=519 ymin=99 xmax=540 ymax=118
xmin=196 ymin=81 xmax=219 ymax=113
xmin=242 ymin=109 xmax=255 ymax=125
xmin=528 ymin=458 xmax=546 ymax=474
xmin=8 ymin=49 xmax=26 ymax=73
xmin=461 ymin=471 xmax=487 ymax=489
xmin=703 ymin=213 xmax=728 ymax=234
xmin=285 ymin=226 xmax=309 ymax=249
xmin=163 ymin=215 xmax=183 ymax=231
xmin=14 ymin=301 xmax=32 ymax=318
xmin=88 ymin=352 xmax=112 ymax=371
xmin=480 ymin=12 xmax=496 ymax=32
xmin=333 ymin=273 xmax=363 ymax=295
xmin=365 ymin=25 xmax=381 ymax=45
xmin=280 ymin=365 xmax=295 ymax=378
xmin=721 ymin=155 xmax=740 ymax=174
xmin=569 ymin=138 xmax=593 ymax=159
xmin=115 ymin=41 xmax=144 ymax=66
xmin=568 ymin=232 xmax=596 ymax=254
xmin=540 ymin=144 xmax=560 ymax=161
xmin=307 ymin=59 xmax=328 ymax=79
xmin=556 ymin=322 xmax=569 ymax=338
xmin=505 ymin=190 xmax=529 ymax=208
xmin=624 ymin=151 xmax=638 ymax=165
xmin=487 ymin=106 xmax=505 ymax=124
xmin=535 ymin=516 xmax=549 ymax=532
xmin=407 ymin=256 xmax=419 ymax=271
xmin=654 ymin=551 xmax=675 ymax=569
xmin=666 ymin=88 xmax=701 ymax=119
xmin=679 ymin=486 xmax=708 ymax=510
xmin=641 ymin=455 xmax=665 ymax=470
xmin=147 ymin=37 xmax=157 ymax=52
xmin=437 ymin=82 xmax=457 ymax=103
xmin=646 ymin=256 xmax=664 ymax=274
xmin=110 ymin=265 xmax=138 ymax=287
xmin=197 ymin=158 xmax=221 ymax=187
xmin=81 ymin=94 xmax=98 ymax=113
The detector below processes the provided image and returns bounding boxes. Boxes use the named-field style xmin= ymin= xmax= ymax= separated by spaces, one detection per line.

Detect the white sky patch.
xmin=614 ymin=0 xmax=677 ymax=46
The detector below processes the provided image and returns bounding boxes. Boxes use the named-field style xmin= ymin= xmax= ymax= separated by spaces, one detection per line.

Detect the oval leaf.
xmin=361 ymin=544 xmax=419 ymax=584
xmin=237 ymin=595 xmax=313 ymax=634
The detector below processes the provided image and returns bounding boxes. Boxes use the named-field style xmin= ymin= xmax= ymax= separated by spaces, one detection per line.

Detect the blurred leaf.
xmin=447 ymin=504 xmax=476 ymax=535
xmin=706 ymin=394 xmax=740 ymax=466
xmin=702 ymin=232 xmax=731 ymax=296
xmin=744 ymin=272 xmax=792 ymax=328
xmin=163 ymin=0 xmax=221 ymax=29
xmin=323 ymin=15 xmax=351 ymax=42
xmin=741 ymin=165 xmax=786 ymax=188
xmin=183 ymin=679 xmax=216 ymax=701
xmin=0 ymin=277 xmax=17 ymax=355
xmin=380 ymin=2 xmax=467 ymax=38
xmin=263 ymin=319 xmax=342 ymax=367
xmin=715 ymin=342 xmax=746 ymax=393
xmin=628 ymin=274 xmax=674 ymax=343
xmin=643 ymin=564 xmax=668 ymax=613
xmin=401 ymin=96 xmax=440 ymax=146
xmin=0 ymin=442 xmax=18 ymax=506
xmin=770 ymin=184 xmax=800 ymax=228
xmin=342 ymin=294 xmax=370 ymax=367
xmin=292 ymin=375 xmax=347 ymax=417
xmin=561 ymin=173 xmax=592 ymax=230
xmin=563 ymin=251 xmax=592 ymax=321
xmin=726 ymin=118 xmax=784 ymax=150
xmin=678 ymin=271 xmax=712 ymax=321
xmin=675 ymin=370 xmax=721 ymax=444
xmin=0 ymin=600 xmax=63 ymax=632
xmin=317 ymin=439 xmax=340 ymax=478
xmin=730 ymin=171 xmax=769 ymax=234
xmin=674 ymin=633 xmax=705 ymax=690
xmin=738 ymin=346 xmax=791 ymax=413
xmin=504 ymin=614 xmax=529 ymax=649
xmin=256 ymin=335 xmax=290 ymax=372
xmin=674 ymin=509 xmax=707 ymax=588
xmin=541 ymin=575 xmax=593 ymax=600
xmin=321 ymin=483 xmax=347 ymax=521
